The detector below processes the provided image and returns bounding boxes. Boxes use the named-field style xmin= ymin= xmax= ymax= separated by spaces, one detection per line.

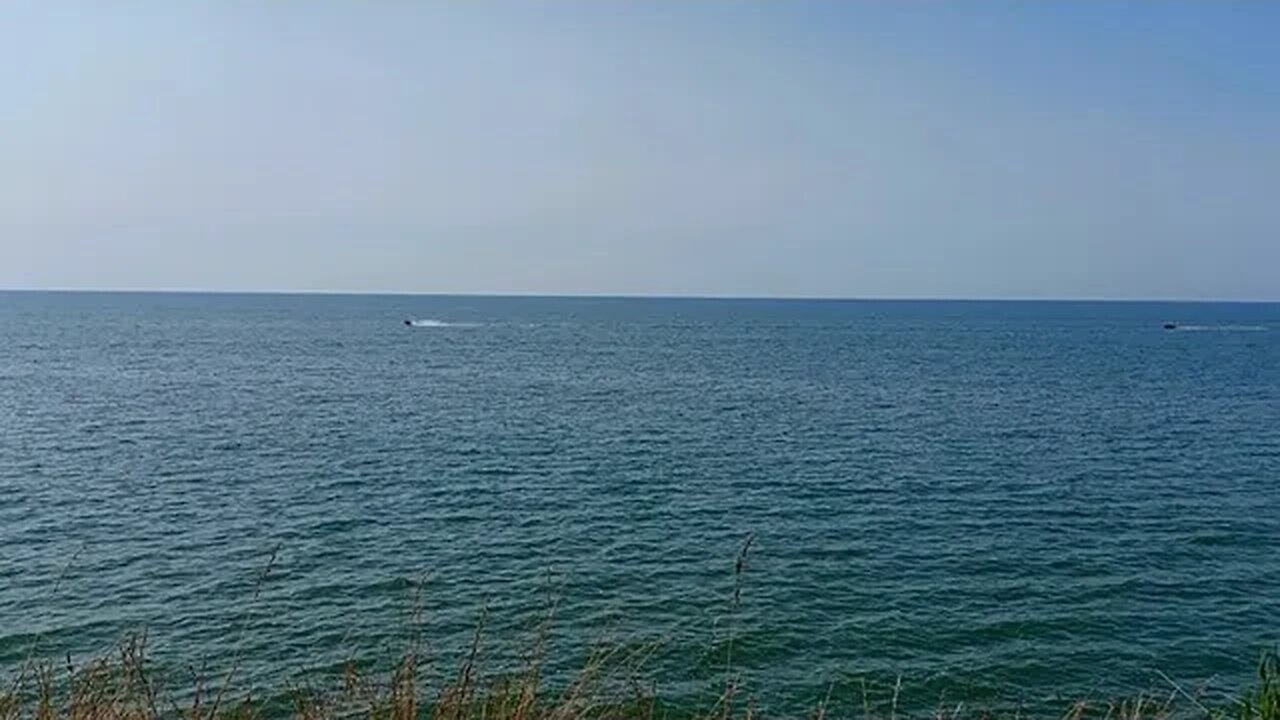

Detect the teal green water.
xmin=2 ymin=292 xmax=1278 ymax=713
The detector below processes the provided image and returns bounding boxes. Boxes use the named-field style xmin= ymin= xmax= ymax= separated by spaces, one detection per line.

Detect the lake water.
xmin=2 ymin=292 xmax=1278 ymax=713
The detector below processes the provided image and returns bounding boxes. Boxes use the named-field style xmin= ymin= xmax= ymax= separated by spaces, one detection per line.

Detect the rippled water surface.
xmin=3 ymin=292 xmax=1279 ymax=712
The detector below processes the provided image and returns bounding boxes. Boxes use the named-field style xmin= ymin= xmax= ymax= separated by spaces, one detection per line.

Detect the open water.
xmin=2 ymin=292 xmax=1278 ymax=713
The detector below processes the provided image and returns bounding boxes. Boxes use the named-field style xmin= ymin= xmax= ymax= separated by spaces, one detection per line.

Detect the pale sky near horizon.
xmin=2 ymin=3 xmax=1278 ymax=299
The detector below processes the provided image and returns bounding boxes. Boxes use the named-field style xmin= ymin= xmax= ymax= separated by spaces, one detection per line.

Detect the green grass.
xmin=2 ymin=633 xmax=1278 ymax=720
xmin=5 ymin=544 xmax=1277 ymax=720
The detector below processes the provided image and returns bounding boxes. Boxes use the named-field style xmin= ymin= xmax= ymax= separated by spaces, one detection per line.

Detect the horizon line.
xmin=2 ymin=286 xmax=1277 ymax=304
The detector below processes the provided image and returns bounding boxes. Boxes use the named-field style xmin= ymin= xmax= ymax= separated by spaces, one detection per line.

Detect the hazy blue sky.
xmin=2 ymin=3 xmax=1277 ymax=299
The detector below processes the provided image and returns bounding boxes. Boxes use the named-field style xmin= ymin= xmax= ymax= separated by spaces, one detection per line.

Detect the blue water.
xmin=2 ymin=292 xmax=1279 ymax=713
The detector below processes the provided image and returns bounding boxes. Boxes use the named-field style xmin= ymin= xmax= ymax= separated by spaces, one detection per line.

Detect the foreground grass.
xmin=6 ymin=545 xmax=1278 ymax=720
xmin=3 ymin=630 xmax=1277 ymax=720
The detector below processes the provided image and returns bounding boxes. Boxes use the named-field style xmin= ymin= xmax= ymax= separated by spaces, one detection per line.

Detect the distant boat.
xmin=404 ymin=319 xmax=413 ymax=326
xmin=1163 ymin=322 xmax=1177 ymax=330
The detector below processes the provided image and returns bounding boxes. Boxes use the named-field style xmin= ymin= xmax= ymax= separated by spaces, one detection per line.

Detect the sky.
xmin=1 ymin=3 xmax=1278 ymax=300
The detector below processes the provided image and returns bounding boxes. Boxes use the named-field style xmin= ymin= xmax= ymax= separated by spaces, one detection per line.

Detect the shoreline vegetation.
xmin=6 ymin=546 xmax=1277 ymax=720
xmin=3 ymin=634 xmax=1277 ymax=720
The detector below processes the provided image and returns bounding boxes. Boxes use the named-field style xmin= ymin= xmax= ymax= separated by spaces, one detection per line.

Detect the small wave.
xmin=405 ymin=318 xmax=481 ymax=328
xmin=1172 ymin=325 xmax=1268 ymax=332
